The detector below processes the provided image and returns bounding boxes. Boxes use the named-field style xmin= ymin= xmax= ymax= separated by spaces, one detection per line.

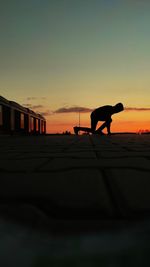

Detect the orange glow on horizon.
xmin=46 ymin=119 xmax=150 ymax=134
xmin=44 ymin=110 xmax=150 ymax=134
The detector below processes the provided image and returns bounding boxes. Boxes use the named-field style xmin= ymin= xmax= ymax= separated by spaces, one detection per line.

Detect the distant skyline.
xmin=1 ymin=0 xmax=150 ymax=133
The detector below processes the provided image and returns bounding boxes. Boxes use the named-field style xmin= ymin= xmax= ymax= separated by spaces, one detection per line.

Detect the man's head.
xmin=113 ymin=103 xmax=124 ymax=113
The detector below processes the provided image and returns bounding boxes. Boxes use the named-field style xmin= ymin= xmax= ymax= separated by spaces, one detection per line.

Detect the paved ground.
xmin=0 ymin=134 xmax=150 ymax=266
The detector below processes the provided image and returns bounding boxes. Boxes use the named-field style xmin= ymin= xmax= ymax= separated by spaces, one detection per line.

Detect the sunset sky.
xmin=1 ymin=0 xmax=150 ymax=133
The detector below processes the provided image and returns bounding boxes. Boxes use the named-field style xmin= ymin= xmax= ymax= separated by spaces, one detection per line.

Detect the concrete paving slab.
xmin=106 ymin=168 xmax=150 ymax=216
xmin=1 ymin=134 xmax=150 ymax=266
xmin=99 ymin=151 xmax=150 ymax=158
xmin=0 ymin=171 xmax=114 ymax=216
xmin=0 ymin=134 xmax=150 ymax=220
xmin=0 ymin=158 xmax=48 ymax=172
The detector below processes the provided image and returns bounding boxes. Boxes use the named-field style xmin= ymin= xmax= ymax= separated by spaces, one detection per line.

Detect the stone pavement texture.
xmin=0 ymin=134 xmax=150 ymax=266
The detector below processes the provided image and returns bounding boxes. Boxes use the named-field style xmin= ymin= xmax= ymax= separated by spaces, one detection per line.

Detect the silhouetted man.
xmin=74 ymin=103 xmax=124 ymax=135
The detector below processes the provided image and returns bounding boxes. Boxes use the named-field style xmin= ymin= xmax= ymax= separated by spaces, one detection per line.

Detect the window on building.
xmin=41 ymin=120 xmax=44 ymax=133
xmin=0 ymin=105 xmax=3 ymax=126
xmin=20 ymin=113 xmax=25 ymax=129
xmin=10 ymin=109 xmax=15 ymax=130
xmin=30 ymin=117 xmax=34 ymax=131
xmin=36 ymin=119 xmax=39 ymax=131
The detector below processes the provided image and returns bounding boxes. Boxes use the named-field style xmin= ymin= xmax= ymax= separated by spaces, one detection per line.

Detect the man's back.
xmin=92 ymin=105 xmax=113 ymax=121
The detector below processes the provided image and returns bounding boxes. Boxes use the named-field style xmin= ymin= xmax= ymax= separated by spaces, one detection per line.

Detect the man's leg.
xmin=95 ymin=118 xmax=112 ymax=135
xmin=106 ymin=118 xmax=112 ymax=134
xmin=74 ymin=113 xmax=97 ymax=135
xmin=74 ymin=126 xmax=92 ymax=135
xmin=90 ymin=113 xmax=98 ymax=133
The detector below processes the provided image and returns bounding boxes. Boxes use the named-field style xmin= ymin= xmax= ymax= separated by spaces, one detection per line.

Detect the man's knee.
xmin=91 ymin=116 xmax=98 ymax=131
xmin=106 ymin=118 xmax=112 ymax=125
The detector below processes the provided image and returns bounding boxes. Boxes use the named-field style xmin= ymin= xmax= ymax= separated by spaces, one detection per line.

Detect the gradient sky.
xmin=1 ymin=0 xmax=150 ymax=133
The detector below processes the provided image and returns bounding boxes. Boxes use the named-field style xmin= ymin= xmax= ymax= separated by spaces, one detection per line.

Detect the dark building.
xmin=0 ymin=96 xmax=46 ymax=135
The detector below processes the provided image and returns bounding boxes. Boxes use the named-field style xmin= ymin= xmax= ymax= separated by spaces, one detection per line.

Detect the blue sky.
xmin=0 ymin=0 xmax=150 ymax=132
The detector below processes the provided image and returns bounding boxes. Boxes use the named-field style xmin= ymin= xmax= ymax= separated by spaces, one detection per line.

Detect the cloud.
xmin=22 ymin=103 xmax=32 ymax=107
xmin=43 ymin=105 xmax=150 ymax=117
xmin=21 ymin=104 xmax=150 ymax=118
xmin=54 ymin=105 xmax=150 ymax=114
xmin=40 ymin=110 xmax=53 ymax=116
xmin=22 ymin=103 xmax=53 ymax=116
xmin=23 ymin=104 xmax=44 ymax=109
xmin=26 ymin=97 xmax=37 ymax=100
xmin=125 ymin=107 xmax=150 ymax=111
xmin=32 ymin=105 xmax=44 ymax=109
xmin=26 ymin=97 xmax=46 ymax=101
xmin=54 ymin=106 xmax=93 ymax=114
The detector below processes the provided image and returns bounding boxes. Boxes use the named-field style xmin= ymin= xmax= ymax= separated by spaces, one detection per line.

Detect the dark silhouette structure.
xmin=0 ymin=96 xmax=46 ymax=135
xmin=74 ymin=103 xmax=124 ymax=135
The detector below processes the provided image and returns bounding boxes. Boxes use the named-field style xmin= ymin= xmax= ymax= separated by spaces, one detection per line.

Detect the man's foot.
xmin=93 ymin=130 xmax=105 ymax=135
xmin=98 ymin=131 xmax=105 ymax=135
xmin=73 ymin=126 xmax=79 ymax=135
